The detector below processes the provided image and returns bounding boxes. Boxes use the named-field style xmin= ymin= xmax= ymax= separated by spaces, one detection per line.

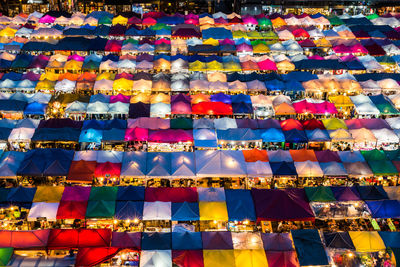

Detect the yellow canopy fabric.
xmin=46 ymin=60 xmax=65 ymax=69
xmin=206 ymin=61 xmax=224 ymax=71
xmin=271 ymin=17 xmax=286 ymax=27
xmin=130 ymin=93 xmax=151 ymax=104
xmin=276 ymin=60 xmax=295 ymax=71
xmin=234 ymin=250 xmax=268 ymax=267
xmin=322 ymin=118 xmax=348 ymax=130
xmin=112 ymin=15 xmax=128 ymax=25
xmin=314 ymin=38 xmax=331 ymax=47
xmin=153 ymin=58 xmax=171 ymax=71
xmin=247 ymin=31 xmax=263 ymax=40
xmin=253 ymin=43 xmax=270 ymax=54
xmin=232 ymin=30 xmax=247 ymax=39
xmin=349 ymin=231 xmax=386 ymax=252
xmin=33 ymin=186 xmax=64 ymax=203
xmin=203 ymin=250 xmax=235 ymax=267
xmin=113 ymin=78 xmax=133 ymax=91
xmin=40 ymin=72 xmax=59 ymax=81
xmin=64 ymin=60 xmax=83 ymax=71
xmin=35 ymin=79 xmax=55 ymax=91
xmin=199 ymin=202 xmax=228 ymax=221
xmin=199 ymin=17 xmax=214 ymax=25
xmin=203 ymin=38 xmax=219 ymax=46
xmin=96 ymin=72 xmax=115 ymax=81
xmin=150 ymin=93 xmax=170 ymax=104
xmin=329 ymin=95 xmax=354 ymax=108
xmin=329 ymin=129 xmax=354 ymax=142
xmin=189 ymin=61 xmax=207 ymax=72
xmin=0 ymin=27 xmax=17 ymax=37
xmin=224 ymin=61 xmax=242 ymax=72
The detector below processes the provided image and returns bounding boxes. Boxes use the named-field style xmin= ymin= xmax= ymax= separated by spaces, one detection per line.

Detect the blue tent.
xmin=146 ymin=152 xmax=171 ymax=177
xmin=0 ymin=128 xmax=11 ymax=140
xmin=291 ymin=229 xmax=329 ymax=266
xmin=117 ymin=186 xmax=145 ymax=201
xmin=202 ymin=27 xmax=233 ymax=40
xmin=171 ymin=202 xmax=199 ymax=221
xmin=260 ymin=128 xmax=285 ymax=142
xmin=323 ymin=232 xmax=355 ymax=249
xmin=102 ymin=129 xmax=125 ymax=142
xmin=270 ymin=162 xmax=297 ymax=176
xmin=120 ymin=151 xmax=147 ymax=178
xmin=217 ymin=128 xmax=261 ymax=142
xmin=82 ymin=120 xmax=105 ymax=130
xmin=114 ymin=201 xmax=144 ymax=220
xmin=104 ymin=119 xmax=127 ymax=130
xmin=366 ymin=200 xmax=400 ymax=218
xmin=232 ymin=102 xmax=253 ymax=114
xmin=63 ymin=28 xmax=94 ymax=36
xmin=31 ymin=128 xmax=80 ymax=142
xmin=157 ymin=16 xmax=184 ymax=25
xmin=283 ymin=129 xmax=308 ymax=143
xmin=172 ymin=232 xmax=202 ymax=250
xmin=338 ymin=151 xmax=365 ymax=163
xmin=170 ymin=152 xmax=196 ymax=178
xmin=379 ymin=232 xmax=400 ymax=248
xmin=79 ymin=128 xmax=103 ymax=143
xmin=141 ymin=232 xmax=171 ymax=250
xmin=284 ymin=80 xmax=305 ymax=92
xmin=305 ymin=129 xmax=331 ymax=142
xmin=231 ymin=94 xmax=251 ymax=104
xmin=0 ymin=100 xmax=26 ymax=112
xmin=356 ymin=186 xmax=389 ymax=200
xmin=23 ymin=102 xmax=46 ymax=115
xmin=6 ymin=186 xmax=36 ymax=203
xmin=0 ymin=151 xmax=25 ymax=178
xmin=225 ymin=189 xmax=256 ymax=221
xmin=193 ymin=129 xmax=217 ymax=148
xmin=265 ymin=79 xmax=285 ymax=91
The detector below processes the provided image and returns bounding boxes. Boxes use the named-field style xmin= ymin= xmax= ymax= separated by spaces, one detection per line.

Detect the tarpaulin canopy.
xmin=349 ymin=231 xmax=386 ymax=252
xmin=323 ymin=232 xmax=355 ymax=250
xmin=291 ymin=229 xmax=329 ymax=266
xmin=225 ymin=189 xmax=256 ymax=221
xmin=195 ymin=150 xmax=246 ymax=177
xmin=47 ymin=228 xmax=112 ymax=249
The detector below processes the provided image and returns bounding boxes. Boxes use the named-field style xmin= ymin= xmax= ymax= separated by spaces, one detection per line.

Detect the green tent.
xmin=123 ymin=39 xmax=139 ymax=45
xmin=257 ymin=17 xmax=272 ymax=27
xmin=247 ymin=31 xmax=263 ymax=39
xmin=89 ymin=186 xmax=118 ymax=201
xmin=367 ymin=13 xmax=380 ymax=20
xmin=170 ymin=118 xmax=193 ymax=130
xmin=261 ymin=31 xmax=278 ymax=39
xmin=375 ymin=103 xmax=400 ymax=115
xmin=384 ymin=150 xmax=400 ymax=161
xmin=98 ymin=16 xmax=112 ymax=25
xmin=0 ymin=248 xmax=13 ymax=266
xmin=328 ymin=16 xmax=344 ymax=26
xmin=86 ymin=200 xmax=116 ymax=218
xmin=150 ymin=23 xmax=170 ymax=31
xmin=304 ymin=186 xmax=336 ymax=202
xmin=251 ymin=40 xmax=267 ymax=46
xmin=367 ymin=160 xmax=398 ymax=176
xmin=361 ymin=149 xmax=387 ymax=162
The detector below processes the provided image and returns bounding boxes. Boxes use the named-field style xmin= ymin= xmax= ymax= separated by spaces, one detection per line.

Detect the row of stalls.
xmin=1 ymin=149 xmax=400 ymax=186
xmin=0 ymin=117 xmax=400 ymax=152
xmin=0 ymin=228 xmax=398 ymax=267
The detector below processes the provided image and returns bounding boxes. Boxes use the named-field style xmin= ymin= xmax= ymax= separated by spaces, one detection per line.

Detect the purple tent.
xmin=148 ymin=129 xmax=193 ymax=143
xmin=129 ymin=102 xmax=150 ymax=118
xmin=22 ymin=72 xmax=41 ymax=81
xmin=110 ymin=94 xmax=131 ymax=104
xmin=257 ymin=119 xmax=282 ymax=129
xmin=236 ymin=119 xmax=259 ymax=129
xmin=314 ymin=150 xmax=341 ymax=163
xmin=136 ymin=53 xmax=153 ymax=62
xmin=202 ymin=231 xmax=233 ymax=249
xmin=61 ymin=186 xmax=91 ymax=202
xmin=109 ymin=24 xmax=127 ymax=36
xmin=128 ymin=117 xmax=170 ymax=130
xmin=251 ymin=188 xmax=314 ymax=221
xmin=38 ymin=118 xmax=83 ymax=129
xmin=261 ymin=233 xmax=294 ymax=251
xmin=171 ymin=101 xmax=191 ymax=114
xmin=360 ymin=118 xmax=391 ymax=130
xmin=171 ymin=94 xmax=191 ymax=104
xmin=111 ymin=232 xmax=141 ymax=249
xmin=330 ymin=186 xmax=361 ymax=201
xmin=210 ymin=93 xmax=231 ymax=104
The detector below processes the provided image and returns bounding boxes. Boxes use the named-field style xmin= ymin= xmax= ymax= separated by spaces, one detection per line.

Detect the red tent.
xmin=280 ymin=119 xmax=303 ymax=131
xmin=75 ymin=247 xmax=121 ymax=267
xmin=56 ymin=201 xmax=87 ymax=219
xmin=192 ymin=102 xmax=233 ymax=115
xmin=173 ymin=250 xmax=204 ymax=267
xmin=94 ymin=162 xmax=122 ymax=178
xmin=67 ymin=160 xmax=96 ymax=183
xmin=301 ymin=119 xmax=325 ymax=130
xmin=124 ymin=127 xmax=149 ymax=142
xmin=47 ymin=229 xmax=112 ymax=249
xmin=0 ymin=230 xmax=50 ymax=249
xmin=292 ymin=28 xmax=310 ymax=38
xmin=145 ymin=187 xmax=198 ymax=202
xmin=266 ymin=251 xmax=299 ymax=267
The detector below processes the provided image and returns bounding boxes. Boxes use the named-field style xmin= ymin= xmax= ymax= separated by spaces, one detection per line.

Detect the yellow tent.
xmin=349 ymin=231 xmax=386 ymax=252
xmin=302 ymin=80 xmax=324 ymax=93
xmin=0 ymin=27 xmax=17 ymax=37
xmin=234 ymin=250 xmax=268 ymax=267
xmin=112 ymin=15 xmax=128 ymax=25
xmin=322 ymin=118 xmax=348 ymax=130
xmin=339 ymin=79 xmax=363 ymax=94
xmin=253 ymin=43 xmax=270 ymax=54
xmin=150 ymin=93 xmax=170 ymax=104
xmin=206 ymin=60 xmax=224 ymax=72
xmin=329 ymin=95 xmax=354 ymax=109
xmin=199 ymin=17 xmax=215 ymax=25
xmin=246 ymin=31 xmax=263 ymax=40
xmin=224 ymin=61 xmax=242 ymax=72
xmin=271 ymin=17 xmax=286 ymax=27
xmin=314 ymin=38 xmax=331 ymax=47
xmin=64 ymin=60 xmax=83 ymax=71
xmin=33 ymin=186 xmax=64 ymax=203
xmin=46 ymin=60 xmax=65 ymax=69
xmin=130 ymin=93 xmax=151 ymax=104
xmin=189 ymin=61 xmax=207 ymax=72
xmin=208 ymin=72 xmax=227 ymax=83
xmin=40 ymin=72 xmax=59 ymax=81
xmin=328 ymin=129 xmax=354 ymax=142
xmin=203 ymin=250 xmax=235 ymax=267
xmin=153 ymin=58 xmax=171 ymax=71
xmin=96 ymin=72 xmax=115 ymax=81
xmin=199 ymin=202 xmax=228 ymax=221
xmin=232 ymin=30 xmax=247 ymax=39
xmin=113 ymin=78 xmax=133 ymax=92
xmin=276 ymin=60 xmax=295 ymax=71
xmin=203 ymin=38 xmax=220 ymax=46
xmin=35 ymin=79 xmax=56 ymax=91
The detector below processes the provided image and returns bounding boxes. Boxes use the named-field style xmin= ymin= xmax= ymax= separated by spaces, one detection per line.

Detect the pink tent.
xmin=127 ymin=17 xmax=141 ymax=24
xmin=308 ymin=55 xmax=324 ymax=60
xmin=257 ymin=59 xmax=278 ymax=71
xmin=110 ymin=94 xmax=131 ymax=103
xmin=220 ymin=38 xmax=235 ymax=45
xmin=242 ymin=16 xmax=258 ymax=25
xmin=148 ymin=129 xmax=193 ymax=143
xmin=171 ymin=101 xmax=192 ymax=114
xmin=293 ymin=100 xmax=317 ymax=114
xmin=349 ymin=43 xmax=368 ymax=54
xmin=115 ymin=72 xmax=134 ymax=80
xmin=39 ymin=15 xmax=56 ymax=24
xmin=124 ymin=127 xmax=149 ymax=142
xmin=236 ymin=43 xmax=253 ymax=52
xmin=332 ymin=44 xmax=352 ymax=54
xmin=314 ymin=102 xmax=338 ymax=114
xmin=67 ymin=54 xmax=85 ymax=62
xmin=155 ymin=38 xmax=171 ymax=45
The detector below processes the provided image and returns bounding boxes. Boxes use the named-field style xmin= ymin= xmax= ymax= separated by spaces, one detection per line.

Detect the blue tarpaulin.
xmin=171 ymin=202 xmax=199 ymax=221
xmin=141 ymin=232 xmax=171 ymax=250
xmin=366 ymin=200 xmax=400 ymax=218
xmin=114 ymin=201 xmax=144 ymax=220
xmin=225 ymin=189 xmax=256 ymax=221
xmin=172 ymin=232 xmax=202 ymax=250
xmin=291 ymin=229 xmax=329 ymax=266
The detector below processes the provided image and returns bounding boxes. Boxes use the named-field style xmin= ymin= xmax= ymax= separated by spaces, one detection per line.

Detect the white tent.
xmin=55 ymin=79 xmax=76 ymax=93
xmin=97 ymin=150 xmax=123 ymax=163
xmin=294 ymin=160 xmax=323 ymax=177
xmin=372 ymin=128 xmax=400 ymax=144
xmin=150 ymin=103 xmax=171 ymax=118
xmin=87 ymin=101 xmax=109 ymax=114
xmin=246 ymin=161 xmax=273 ymax=177
xmin=140 ymin=250 xmax=172 ymax=267
xmin=27 ymin=202 xmax=59 ymax=221
xmin=143 ymin=201 xmax=171 ymax=220
xmin=8 ymin=127 xmax=35 ymax=142
xmin=195 ymin=150 xmax=247 ymax=177
xmin=214 ymin=118 xmax=237 ymax=130
xmin=232 ymin=232 xmax=264 ymax=250
xmin=73 ymin=150 xmax=98 ymax=161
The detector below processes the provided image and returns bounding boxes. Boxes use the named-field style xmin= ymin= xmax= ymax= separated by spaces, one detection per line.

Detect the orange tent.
xmin=273 ymin=102 xmax=296 ymax=115
xmin=58 ymin=72 xmax=79 ymax=81
xmin=242 ymin=149 xmax=269 ymax=162
xmin=289 ymin=149 xmax=318 ymax=162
